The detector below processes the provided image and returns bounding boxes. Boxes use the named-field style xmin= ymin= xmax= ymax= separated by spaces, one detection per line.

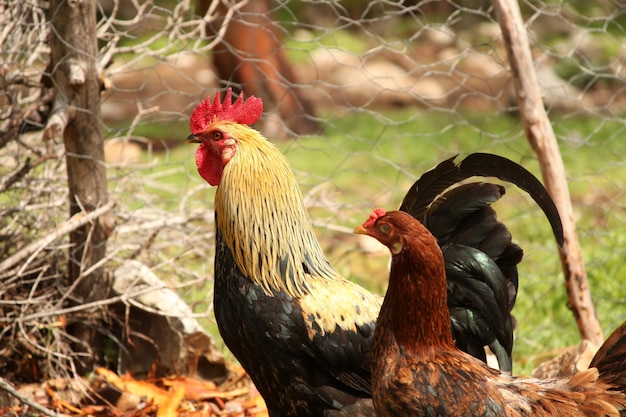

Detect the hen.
xmin=185 ymin=89 xmax=564 ymax=417
xmin=356 ymin=208 xmax=626 ymax=417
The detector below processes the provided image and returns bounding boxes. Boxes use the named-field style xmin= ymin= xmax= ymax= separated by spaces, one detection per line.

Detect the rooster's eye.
xmin=379 ymin=223 xmax=391 ymax=234
xmin=212 ymin=130 xmax=223 ymax=140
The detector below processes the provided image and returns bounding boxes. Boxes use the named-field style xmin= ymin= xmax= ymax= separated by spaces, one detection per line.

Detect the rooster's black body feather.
xmin=214 ymin=227 xmax=376 ymax=416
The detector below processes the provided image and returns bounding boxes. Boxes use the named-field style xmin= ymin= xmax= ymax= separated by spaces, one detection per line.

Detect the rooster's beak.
xmin=186 ymin=134 xmax=202 ymax=144
xmin=353 ymin=224 xmax=367 ymax=235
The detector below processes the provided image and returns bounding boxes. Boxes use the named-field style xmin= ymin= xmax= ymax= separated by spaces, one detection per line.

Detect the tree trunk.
xmin=491 ymin=0 xmax=603 ymax=345
xmin=47 ymin=0 xmax=114 ymax=372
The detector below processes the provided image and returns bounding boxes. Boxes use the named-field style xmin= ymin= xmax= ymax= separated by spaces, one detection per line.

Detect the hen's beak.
xmin=353 ymin=224 xmax=367 ymax=235
xmin=186 ymin=134 xmax=202 ymax=144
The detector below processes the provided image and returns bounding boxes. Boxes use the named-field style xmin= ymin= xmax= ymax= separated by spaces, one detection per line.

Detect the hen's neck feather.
xmin=385 ymin=232 xmax=455 ymax=352
xmin=215 ymin=128 xmax=341 ymax=296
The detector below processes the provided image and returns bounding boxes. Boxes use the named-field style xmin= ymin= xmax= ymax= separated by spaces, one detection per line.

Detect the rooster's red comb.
xmin=363 ymin=208 xmax=387 ymax=228
xmin=190 ymin=88 xmax=263 ymax=135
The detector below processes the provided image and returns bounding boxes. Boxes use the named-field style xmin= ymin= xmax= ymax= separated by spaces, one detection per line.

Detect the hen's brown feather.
xmin=359 ymin=210 xmax=626 ymax=417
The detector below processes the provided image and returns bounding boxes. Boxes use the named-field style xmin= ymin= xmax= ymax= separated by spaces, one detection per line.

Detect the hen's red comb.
xmin=363 ymin=208 xmax=387 ymax=228
xmin=190 ymin=88 xmax=263 ymax=135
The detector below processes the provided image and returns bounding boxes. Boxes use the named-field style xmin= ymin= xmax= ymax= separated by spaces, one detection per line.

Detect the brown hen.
xmin=356 ymin=208 xmax=626 ymax=417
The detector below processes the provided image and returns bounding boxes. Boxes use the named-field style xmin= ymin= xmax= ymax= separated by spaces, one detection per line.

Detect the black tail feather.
xmin=590 ymin=321 xmax=626 ymax=391
xmin=422 ymin=182 xmax=504 ymax=245
xmin=443 ymin=244 xmax=514 ymax=371
xmin=400 ymin=153 xmax=564 ymax=247
xmin=398 ymin=153 xmax=563 ymax=373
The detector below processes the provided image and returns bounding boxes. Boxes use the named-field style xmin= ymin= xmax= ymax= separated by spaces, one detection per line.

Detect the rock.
xmin=536 ymin=64 xmax=594 ymax=113
xmin=306 ymin=48 xmax=446 ymax=108
xmin=104 ymin=139 xmax=142 ymax=166
xmin=111 ymin=261 xmax=227 ymax=381
xmin=445 ymin=51 xmax=513 ymax=111
xmin=102 ymin=53 xmax=216 ymax=124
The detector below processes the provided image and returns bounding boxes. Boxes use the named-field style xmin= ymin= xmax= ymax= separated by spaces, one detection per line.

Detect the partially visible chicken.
xmin=399 ymin=152 xmax=565 ymax=369
xmin=356 ymin=208 xmax=626 ymax=417
xmin=185 ymin=89 xmax=564 ymax=417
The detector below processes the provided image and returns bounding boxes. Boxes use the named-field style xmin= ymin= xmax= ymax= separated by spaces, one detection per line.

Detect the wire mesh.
xmin=2 ymin=0 xmax=626 ymax=380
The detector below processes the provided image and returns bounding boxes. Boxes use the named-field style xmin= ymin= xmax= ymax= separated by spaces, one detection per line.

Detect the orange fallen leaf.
xmin=162 ymin=375 xmax=248 ymax=401
xmin=96 ymin=368 xmax=184 ymax=417
xmin=193 ymin=387 xmax=250 ymax=400
xmin=162 ymin=376 xmax=217 ymax=401
xmin=157 ymin=387 xmax=185 ymax=417
xmin=80 ymin=404 xmax=107 ymax=414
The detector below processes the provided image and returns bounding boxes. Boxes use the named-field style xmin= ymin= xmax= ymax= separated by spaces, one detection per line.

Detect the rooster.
xmin=185 ymin=89 xmax=564 ymax=417
xmin=356 ymin=208 xmax=626 ymax=417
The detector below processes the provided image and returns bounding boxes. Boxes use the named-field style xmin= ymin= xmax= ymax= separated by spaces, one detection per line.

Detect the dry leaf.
xmin=157 ymin=387 xmax=185 ymax=417
xmin=162 ymin=376 xmax=217 ymax=401
xmin=96 ymin=368 xmax=183 ymax=416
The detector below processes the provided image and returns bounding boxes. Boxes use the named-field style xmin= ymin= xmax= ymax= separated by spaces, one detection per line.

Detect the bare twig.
xmin=491 ymin=0 xmax=603 ymax=344
xmin=0 ymin=377 xmax=60 ymax=417
xmin=0 ymin=158 xmax=31 ymax=192
xmin=115 ymin=214 xmax=204 ymax=235
xmin=0 ymin=200 xmax=117 ymax=276
xmin=0 ymin=276 xmax=210 ymax=325
xmin=0 ymin=154 xmax=56 ymax=193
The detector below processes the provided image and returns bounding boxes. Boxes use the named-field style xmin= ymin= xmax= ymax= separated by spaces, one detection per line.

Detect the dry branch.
xmin=0 ymin=200 xmax=117 ymax=277
xmin=0 ymin=378 xmax=59 ymax=417
xmin=0 ymin=158 xmax=32 ymax=193
xmin=491 ymin=0 xmax=603 ymax=344
xmin=1 ymin=281 xmax=187 ymax=325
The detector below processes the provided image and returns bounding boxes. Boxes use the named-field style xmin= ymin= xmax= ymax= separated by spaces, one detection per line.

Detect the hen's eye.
xmin=379 ymin=223 xmax=391 ymax=234
xmin=212 ymin=130 xmax=223 ymax=140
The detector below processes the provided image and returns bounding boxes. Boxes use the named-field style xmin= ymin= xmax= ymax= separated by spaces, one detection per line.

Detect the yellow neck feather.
xmin=215 ymin=128 xmax=341 ymax=297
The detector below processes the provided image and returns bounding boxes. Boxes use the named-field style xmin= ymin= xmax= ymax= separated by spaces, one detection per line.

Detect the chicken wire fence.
xmin=1 ymin=0 xmax=626 ymax=382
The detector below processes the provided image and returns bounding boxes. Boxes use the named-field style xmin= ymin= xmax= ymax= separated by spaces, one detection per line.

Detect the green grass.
xmin=132 ymin=109 xmax=626 ymax=375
